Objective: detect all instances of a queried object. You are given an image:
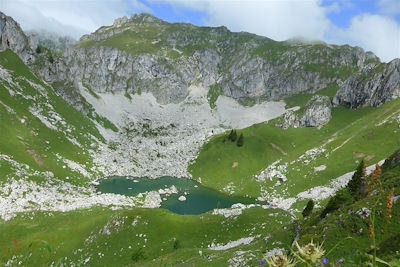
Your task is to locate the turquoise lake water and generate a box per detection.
[96,176,254,215]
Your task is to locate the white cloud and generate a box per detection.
[379,0,400,16]
[0,0,399,61]
[157,0,399,62]
[0,0,150,39]
[157,0,331,41]
[330,14,400,62]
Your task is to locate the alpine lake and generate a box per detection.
[97,176,254,215]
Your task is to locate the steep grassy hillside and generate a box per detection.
[0,50,104,185]
[2,150,399,267]
[190,98,400,201]
[296,149,400,266]
[0,207,293,266]
[0,11,398,267]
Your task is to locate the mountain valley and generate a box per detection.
[0,11,399,266]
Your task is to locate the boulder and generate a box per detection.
[300,95,332,127]
[281,95,332,129]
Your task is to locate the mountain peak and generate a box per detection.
[111,13,166,27]
[130,13,165,24]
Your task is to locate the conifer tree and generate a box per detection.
[49,53,54,64]
[230,130,237,142]
[320,189,352,218]
[228,129,234,141]
[347,159,366,197]
[236,133,244,147]
[36,45,42,54]
[302,199,314,217]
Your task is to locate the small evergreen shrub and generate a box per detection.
[302,199,315,217]
[228,129,237,142]
[320,189,353,218]
[173,239,180,250]
[36,45,43,54]
[131,248,146,262]
[347,160,366,198]
[236,133,244,147]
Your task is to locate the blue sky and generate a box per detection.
[323,0,400,26]
[141,0,207,26]
[147,0,400,29]
[1,0,399,61]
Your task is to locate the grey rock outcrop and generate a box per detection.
[41,40,378,105]
[333,59,400,108]
[281,110,300,129]
[80,14,166,43]
[301,95,332,127]
[221,45,376,102]
[382,149,400,170]
[38,13,382,105]
[37,47,220,104]
[0,11,35,63]
[2,11,398,110]
[281,95,332,129]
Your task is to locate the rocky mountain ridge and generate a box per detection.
[0,12,36,64]
[334,59,400,108]
[61,13,381,104]
[2,11,399,108]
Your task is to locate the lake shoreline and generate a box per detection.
[96,176,255,215]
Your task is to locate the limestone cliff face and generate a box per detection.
[37,47,220,104]
[0,12,35,64]
[220,47,373,101]
[41,42,377,104]
[334,59,400,108]
[37,14,383,104]
[1,11,399,109]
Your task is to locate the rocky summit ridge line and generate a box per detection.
[1,11,399,108]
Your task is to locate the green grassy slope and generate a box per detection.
[297,150,400,266]
[76,14,375,86]
[0,50,103,185]
[76,17,264,59]
[190,99,400,199]
[1,150,399,267]
[0,207,293,266]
